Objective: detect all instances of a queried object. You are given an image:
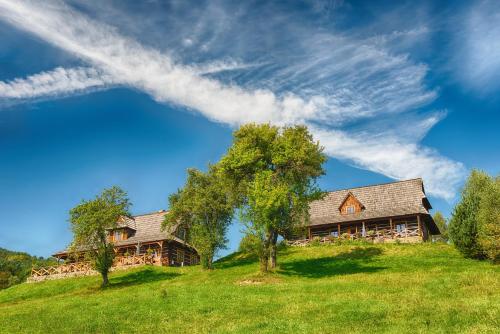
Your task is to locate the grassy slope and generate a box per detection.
[0,243,498,334]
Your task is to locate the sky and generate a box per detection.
[0,0,498,258]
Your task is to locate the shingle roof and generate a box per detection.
[113,211,186,247]
[111,215,136,230]
[309,178,432,226]
[53,210,190,256]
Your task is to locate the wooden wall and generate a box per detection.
[339,194,363,215]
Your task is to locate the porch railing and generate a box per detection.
[31,254,162,279]
[31,261,93,278]
[288,226,421,246]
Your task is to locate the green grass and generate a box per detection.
[0,243,498,333]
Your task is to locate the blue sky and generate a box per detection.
[0,0,498,258]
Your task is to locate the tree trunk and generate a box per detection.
[259,234,272,273]
[270,231,278,269]
[101,270,109,288]
[259,254,269,273]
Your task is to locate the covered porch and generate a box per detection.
[289,214,431,246]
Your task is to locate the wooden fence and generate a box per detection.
[31,261,93,278]
[288,226,422,246]
[30,254,163,281]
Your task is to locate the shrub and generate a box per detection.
[477,176,500,263]
[238,233,262,257]
[449,170,491,259]
[309,236,322,246]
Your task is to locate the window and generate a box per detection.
[396,224,406,233]
[176,227,186,240]
[330,231,339,237]
[346,206,355,214]
[114,230,121,241]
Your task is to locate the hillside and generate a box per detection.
[0,243,498,333]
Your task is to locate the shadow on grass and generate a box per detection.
[108,267,180,288]
[278,247,386,278]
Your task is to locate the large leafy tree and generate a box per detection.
[69,186,130,287]
[163,167,233,269]
[449,170,491,259]
[219,124,326,272]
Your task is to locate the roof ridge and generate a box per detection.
[133,210,168,218]
[324,178,423,194]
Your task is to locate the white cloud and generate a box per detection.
[0,66,113,99]
[455,0,500,93]
[0,0,466,200]
[312,126,465,200]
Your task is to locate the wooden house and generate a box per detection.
[31,211,199,281]
[290,178,440,244]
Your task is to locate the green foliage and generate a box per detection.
[0,248,56,289]
[218,123,326,271]
[449,170,491,259]
[433,211,449,242]
[0,244,498,333]
[477,176,500,263]
[69,186,131,286]
[238,233,264,258]
[164,167,233,269]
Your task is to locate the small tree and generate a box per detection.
[433,212,449,242]
[449,170,491,259]
[69,186,130,287]
[163,167,233,269]
[477,176,500,263]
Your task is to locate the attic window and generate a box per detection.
[114,230,122,241]
[346,206,355,214]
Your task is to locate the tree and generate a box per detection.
[477,176,500,263]
[433,212,448,242]
[219,124,326,272]
[69,186,130,287]
[449,170,491,259]
[163,167,233,269]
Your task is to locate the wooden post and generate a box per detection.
[389,218,393,239]
[362,221,366,237]
[337,223,341,237]
[308,227,312,240]
[417,214,422,241]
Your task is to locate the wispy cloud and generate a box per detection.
[0,0,466,200]
[453,0,500,93]
[0,66,113,99]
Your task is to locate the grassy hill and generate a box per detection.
[0,243,498,333]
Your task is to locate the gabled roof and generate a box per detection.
[53,210,191,256]
[338,192,364,212]
[109,215,136,230]
[309,178,433,227]
[113,210,184,247]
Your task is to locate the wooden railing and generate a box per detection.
[113,254,161,267]
[31,261,93,278]
[288,227,421,246]
[31,254,162,279]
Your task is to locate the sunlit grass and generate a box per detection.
[0,243,498,333]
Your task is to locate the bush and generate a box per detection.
[238,233,262,257]
[449,170,496,260]
[477,176,500,263]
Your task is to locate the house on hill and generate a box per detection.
[53,210,199,266]
[291,178,440,244]
[31,211,199,282]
